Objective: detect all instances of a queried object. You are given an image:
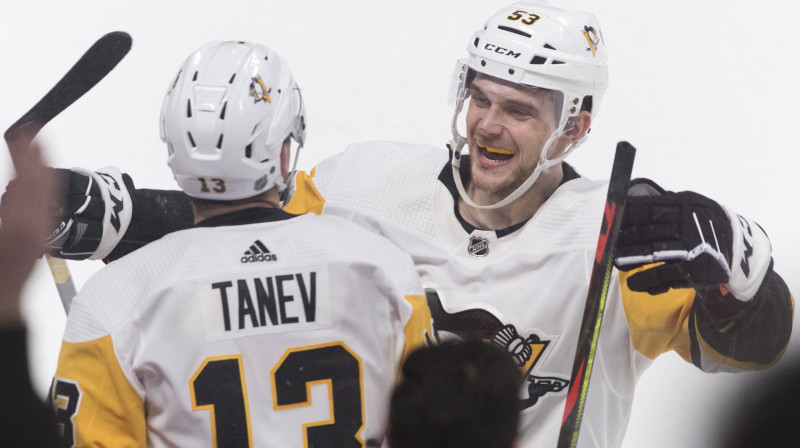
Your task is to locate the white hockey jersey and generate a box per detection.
[284,141,792,448]
[53,209,433,447]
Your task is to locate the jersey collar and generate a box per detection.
[437,156,581,237]
[194,207,298,228]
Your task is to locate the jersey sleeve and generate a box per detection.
[284,147,348,216]
[52,333,146,446]
[371,234,436,373]
[620,262,794,372]
[284,168,326,216]
[390,257,435,369]
[401,292,435,362]
[105,184,194,262]
[52,268,148,448]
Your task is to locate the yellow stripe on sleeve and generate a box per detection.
[53,335,146,447]
[284,169,326,215]
[401,294,435,363]
[619,266,696,362]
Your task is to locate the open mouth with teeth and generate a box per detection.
[477,143,515,162]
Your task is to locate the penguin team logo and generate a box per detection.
[425,290,570,410]
[249,75,272,103]
[468,235,489,258]
[492,324,569,409]
[582,25,602,57]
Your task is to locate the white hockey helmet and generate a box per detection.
[449,1,609,209]
[161,41,306,200]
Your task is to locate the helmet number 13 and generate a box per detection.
[507,10,540,26]
[198,177,227,194]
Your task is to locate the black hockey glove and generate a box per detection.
[47,169,104,259]
[614,178,771,301]
[1,166,132,261]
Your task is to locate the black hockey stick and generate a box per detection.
[557,141,636,448]
[5,31,132,312]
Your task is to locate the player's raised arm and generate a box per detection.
[1,167,194,263]
[614,178,793,371]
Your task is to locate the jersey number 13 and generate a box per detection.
[190,342,365,448]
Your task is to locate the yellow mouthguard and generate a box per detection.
[484,146,514,155]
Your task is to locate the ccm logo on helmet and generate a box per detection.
[483,43,521,58]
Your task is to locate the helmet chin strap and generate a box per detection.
[447,80,584,211]
[279,142,303,207]
[448,119,579,211]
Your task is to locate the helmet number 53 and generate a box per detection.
[507,10,540,26]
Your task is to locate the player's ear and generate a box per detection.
[563,110,592,143]
[280,138,291,178]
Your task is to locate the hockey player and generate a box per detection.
[47,41,433,447]
[7,2,793,447]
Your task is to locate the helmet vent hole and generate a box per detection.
[187,132,196,148]
[219,102,227,120]
[544,43,556,50]
[480,60,487,67]
[552,60,565,65]
[229,74,236,84]
[531,56,548,65]
[473,37,479,48]
[508,68,515,75]
[245,144,253,158]
[216,134,224,149]
[497,26,531,38]
[192,71,198,81]
[186,99,192,117]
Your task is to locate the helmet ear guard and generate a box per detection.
[447,1,608,210]
[161,41,306,201]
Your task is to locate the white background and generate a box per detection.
[1,1,798,446]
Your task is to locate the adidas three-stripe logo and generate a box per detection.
[241,239,278,263]
[245,240,269,256]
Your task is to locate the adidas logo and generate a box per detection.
[241,240,278,263]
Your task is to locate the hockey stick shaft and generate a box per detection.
[556,141,636,448]
[5,32,132,151]
[5,31,132,312]
[44,257,77,311]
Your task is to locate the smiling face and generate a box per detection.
[464,74,562,202]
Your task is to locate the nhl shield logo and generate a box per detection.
[467,236,489,258]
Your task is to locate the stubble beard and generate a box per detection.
[467,148,533,202]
